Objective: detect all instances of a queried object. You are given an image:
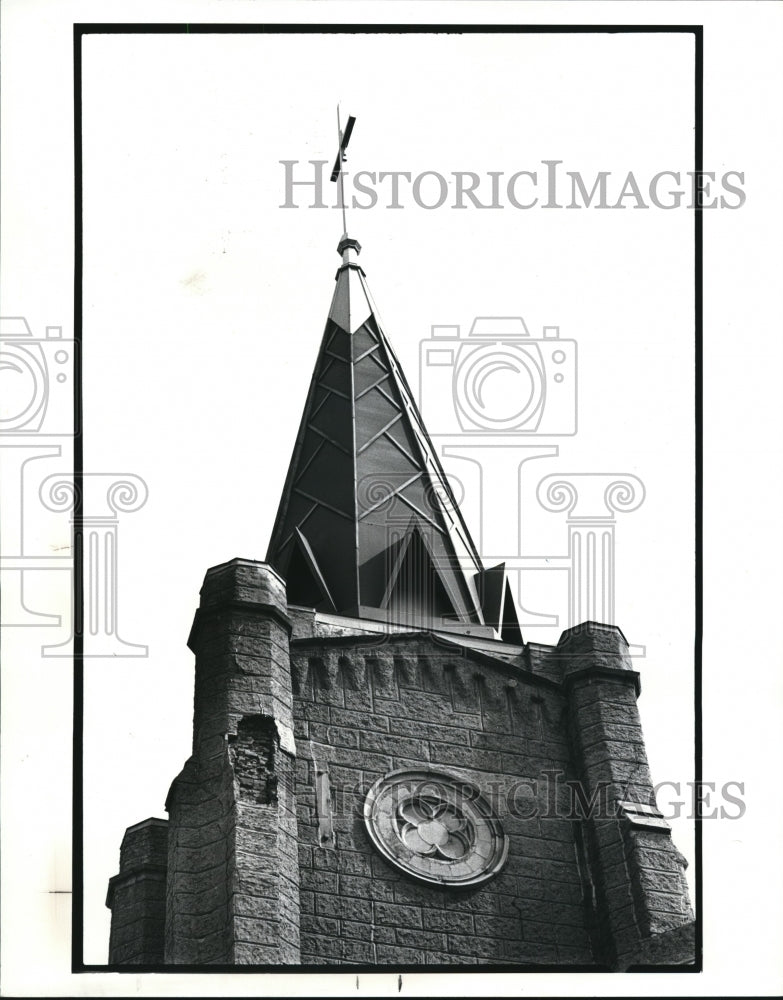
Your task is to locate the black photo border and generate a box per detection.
[72,21,703,977]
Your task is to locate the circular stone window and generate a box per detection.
[363,769,509,887]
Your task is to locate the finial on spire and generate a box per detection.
[337,235,361,267]
[331,106,356,242]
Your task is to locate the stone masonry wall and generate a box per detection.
[559,623,694,968]
[291,634,597,966]
[164,754,236,963]
[164,560,301,964]
[107,818,168,964]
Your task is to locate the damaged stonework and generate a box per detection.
[229,715,280,805]
[161,561,300,965]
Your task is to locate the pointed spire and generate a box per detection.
[267,240,522,642]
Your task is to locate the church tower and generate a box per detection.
[107,123,695,969]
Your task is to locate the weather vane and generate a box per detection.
[331,105,356,238]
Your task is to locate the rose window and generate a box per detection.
[396,796,471,860]
[364,769,508,887]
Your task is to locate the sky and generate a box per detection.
[76,29,696,962]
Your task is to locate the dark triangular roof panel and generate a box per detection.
[267,238,520,642]
[380,526,458,621]
[477,563,506,625]
[285,528,337,612]
[501,578,524,644]
[475,562,524,645]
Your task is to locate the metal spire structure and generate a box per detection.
[266,117,522,641]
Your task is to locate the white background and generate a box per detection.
[1,1,782,997]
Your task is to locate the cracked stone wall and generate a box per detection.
[163,560,300,964]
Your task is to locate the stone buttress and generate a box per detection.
[163,559,299,964]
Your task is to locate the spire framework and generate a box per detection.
[267,240,521,640]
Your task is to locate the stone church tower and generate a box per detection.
[106,234,695,970]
